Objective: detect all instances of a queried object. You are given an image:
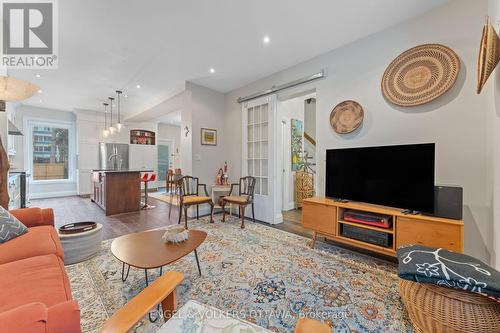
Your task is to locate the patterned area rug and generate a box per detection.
[66,216,413,333]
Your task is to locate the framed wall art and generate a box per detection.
[201,128,217,145]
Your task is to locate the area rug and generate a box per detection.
[66,216,413,333]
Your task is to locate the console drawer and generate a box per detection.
[302,202,336,236]
[396,217,463,252]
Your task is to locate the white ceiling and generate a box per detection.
[11,0,448,117]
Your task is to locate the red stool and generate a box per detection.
[141,172,156,209]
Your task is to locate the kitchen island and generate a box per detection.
[91,169,152,216]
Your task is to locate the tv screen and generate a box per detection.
[325,143,435,212]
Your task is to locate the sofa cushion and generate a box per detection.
[0,226,64,265]
[0,206,27,244]
[0,254,73,313]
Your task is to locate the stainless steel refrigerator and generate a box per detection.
[98,143,129,170]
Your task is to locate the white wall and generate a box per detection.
[187,82,226,186]
[487,0,500,269]
[225,0,492,263]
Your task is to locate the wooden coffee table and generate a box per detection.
[111,229,207,284]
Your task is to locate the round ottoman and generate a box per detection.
[58,223,103,265]
[399,279,500,333]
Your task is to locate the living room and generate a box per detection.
[1,0,500,332]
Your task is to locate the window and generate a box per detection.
[28,122,73,181]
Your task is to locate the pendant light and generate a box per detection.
[116,90,123,131]
[0,76,39,101]
[103,102,110,138]
[108,97,116,134]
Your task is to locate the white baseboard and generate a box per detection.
[30,191,78,199]
[283,201,295,211]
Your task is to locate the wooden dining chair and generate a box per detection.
[175,176,214,228]
[221,176,256,228]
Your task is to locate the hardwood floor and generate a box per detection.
[30,195,312,240]
[31,196,179,240]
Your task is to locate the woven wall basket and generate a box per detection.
[381,44,460,107]
[477,17,500,94]
[330,100,364,134]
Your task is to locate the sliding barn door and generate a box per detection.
[242,96,278,224]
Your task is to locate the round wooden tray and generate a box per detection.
[59,221,97,234]
[382,44,460,106]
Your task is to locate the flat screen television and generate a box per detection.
[325,143,435,213]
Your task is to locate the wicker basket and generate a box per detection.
[399,279,500,333]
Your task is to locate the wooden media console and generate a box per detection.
[302,197,464,257]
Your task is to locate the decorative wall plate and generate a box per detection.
[330,100,364,134]
[477,17,500,94]
[381,44,460,106]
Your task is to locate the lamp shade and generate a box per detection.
[0,76,39,101]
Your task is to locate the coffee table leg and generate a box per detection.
[194,249,202,276]
[121,263,131,282]
[144,269,161,322]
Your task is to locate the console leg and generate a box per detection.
[310,232,317,249]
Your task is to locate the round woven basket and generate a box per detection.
[399,279,500,333]
[477,17,500,94]
[381,44,460,106]
[329,100,364,134]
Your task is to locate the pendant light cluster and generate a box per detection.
[102,90,124,138]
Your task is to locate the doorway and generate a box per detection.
[277,93,317,227]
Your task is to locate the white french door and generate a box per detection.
[242,95,279,224]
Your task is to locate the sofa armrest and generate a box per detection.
[47,300,81,333]
[10,208,55,228]
[0,302,48,333]
[100,271,184,333]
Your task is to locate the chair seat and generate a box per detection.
[222,195,249,204]
[183,196,212,205]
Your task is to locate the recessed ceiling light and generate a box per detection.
[136,84,141,89]
[209,68,215,74]
[38,89,43,93]
[35,74,41,78]
[263,36,270,44]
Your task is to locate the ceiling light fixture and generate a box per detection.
[38,89,43,93]
[115,90,123,132]
[263,36,270,44]
[108,97,116,134]
[209,68,215,74]
[136,84,141,89]
[103,102,109,138]
[0,76,39,101]
[35,74,41,78]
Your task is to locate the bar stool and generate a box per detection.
[141,172,156,209]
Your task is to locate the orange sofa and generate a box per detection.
[0,208,81,333]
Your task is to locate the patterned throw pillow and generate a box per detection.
[0,206,28,243]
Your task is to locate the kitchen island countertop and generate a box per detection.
[91,169,154,173]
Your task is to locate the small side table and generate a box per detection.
[58,223,103,265]
[211,185,232,216]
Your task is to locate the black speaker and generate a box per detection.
[425,185,463,220]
